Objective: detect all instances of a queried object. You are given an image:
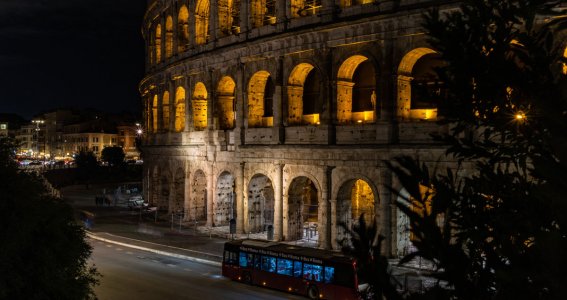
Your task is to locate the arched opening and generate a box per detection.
[248,71,274,128]
[562,46,567,75]
[247,174,275,233]
[192,82,208,131]
[397,48,444,120]
[173,168,185,213]
[339,0,374,8]
[148,27,155,65]
[162,91,170,131]
[291,0,321,18]
[191,170,207,223]
[152,95,158,133]
[336,179,376,243]
[217,76,236,130]
[251,0,276,28]
[178,6,190,52]
[337,55,376,124]
[195,0,210,45]
[175,87,186,132]
[218,0,241,36]
[159,175,170,211]
[214,172,235,226]
[165,16,173,58]
[287,63,322,125]
[287,177,319,244]
[155,24,162,62]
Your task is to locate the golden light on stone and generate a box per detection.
[351,179,374,224]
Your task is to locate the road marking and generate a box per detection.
[166,264,176,268]
[106,244,113,248]
[183,268,192,272]
[202,272,210,276]
[126,251,133,255]
[116,248,123,251]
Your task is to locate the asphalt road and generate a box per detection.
[90,239,303,300]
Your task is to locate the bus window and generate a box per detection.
[293,261,302,277]
[239,252,254,268]
[303,263,323,282]
[224,250,238,265]
[262,256,276,273]
[324,266,335,283]
[276,258,293,276]
[254,254,261,269]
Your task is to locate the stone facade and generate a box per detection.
[140,0,463,256]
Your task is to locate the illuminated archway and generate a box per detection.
[251,0,276,28]
[287,177,319,243]
[248,174,274,233]
[214,172,235,226]
[336,179,376,243]
[291,0,321,17]
[217,76,236,129]
[192,82,208,131]
[191,170,207,223]
[178,5,190,52]
[155,24,162,62]
[165,16,173,58]
[563,46,567,75]
[195,0,210,45]
[397,48,443,120]
[162,91,170,131]
[218,0,240,36]
[337,55,376,124]
[248,71,274,128]
[175,87,186,132]
[152,95,159,132]
[287,63,322,125]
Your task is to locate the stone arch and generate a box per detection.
[217,76,236,130]
[335,178,376,244]
[192,82,208,130]
[214,171,236,226]
[175,86,186,132]
[287,62,323,125]
[152,95,159,133]
[247,174,275,233]
[397,47,443,120]
[287,176,319,242]
[396,188,411,257]
[162,91,170,131]
[178,5,190,52]
[563,46,567,75]
[165,15,173,58]
[191,169,207,223]
[218,0,240,36]
[195,0,210,45]
[155,23,162,62]
[173,167,185,213]
[251,0,276,28]
[248,71,274,128]
[337,55,377,124]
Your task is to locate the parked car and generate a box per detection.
[127,196,148,210]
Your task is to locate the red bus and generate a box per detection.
[222,239,360,300]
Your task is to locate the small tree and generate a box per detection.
[386,0,567,299]
[101,146,125,168]
[74,150,98,188]
[0,138,100,299]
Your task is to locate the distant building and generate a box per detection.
[0,123,7,137]
[117,124,140,159]
[15,124,35,155]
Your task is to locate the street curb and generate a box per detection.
[87,232,222,267]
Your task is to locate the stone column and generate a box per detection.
[206,163,214,227]
[168,80,176,133]
[209,0,218,42]
[169,172,176,214]
[319,165,334,249]
[172,5,179,56]
[397,75,412,120]
[184,163,192,221]
[273,163,284,240]
[379,168,393,257]
[236,162,245,233]
[240,0,249,39]
[330,199,338,249]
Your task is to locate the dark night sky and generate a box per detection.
[0,0,147,120]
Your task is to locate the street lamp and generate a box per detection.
[32,120,44,160]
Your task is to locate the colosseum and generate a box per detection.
[139,0,462,257]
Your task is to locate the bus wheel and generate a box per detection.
[307,285,319,299]
[242,272,252,284]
